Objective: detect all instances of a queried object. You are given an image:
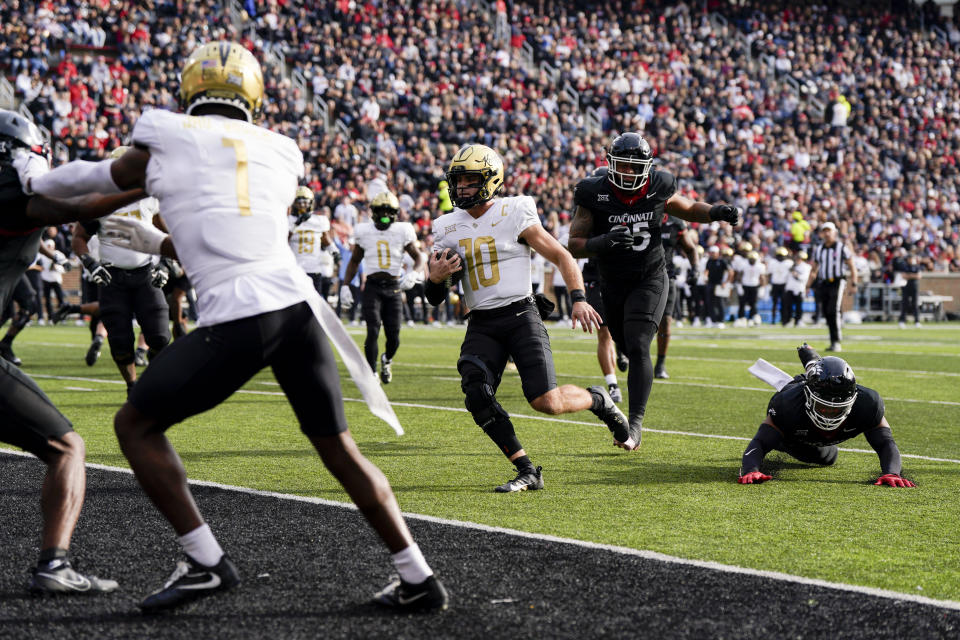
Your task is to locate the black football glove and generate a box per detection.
[81,254,112,286]
[585,225,634,254]
[686,269,699,288]
[150,264,169,289]
[709,204,741,226]
[797,343,821,369]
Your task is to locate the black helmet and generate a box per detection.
[803,356,858,431]
[606,132,653,191]
[0,109,48,164]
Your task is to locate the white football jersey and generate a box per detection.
[353,221,416,278]
[431,195,540,311]
[98,196,160,269]
[767,257,793,285]
[288,213,333,276]
[132,109,308,326]
[740,261,766,287]
[786,261,812,294]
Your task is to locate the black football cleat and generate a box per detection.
[29,558,119,595]
[588,386,632,447]
[0,342,21,367]
[52,304,80,325]
[616,352,629,372]
[134,347,148,367]
[654,365,669,379]
[374,575,449,612]
[607,383,622,403]
[85,336,103,367]
[494,466,543,493]
[380,353,392,384]
[140,554,239,613]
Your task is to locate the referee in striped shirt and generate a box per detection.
[806,221,858,352]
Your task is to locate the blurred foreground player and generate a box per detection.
[2,107,138,594]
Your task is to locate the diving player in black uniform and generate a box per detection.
[567,132,740,449]
[738,344,915,487]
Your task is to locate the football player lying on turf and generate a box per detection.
[738,344,915,488]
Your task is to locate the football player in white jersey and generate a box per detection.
[69,146,170,395]
[27,42,447,613]
[424,144,629,493]
[766,246,793,325]
[342,190,421,384]
[288,186,339,300]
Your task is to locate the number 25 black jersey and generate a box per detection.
[574,169,678,280]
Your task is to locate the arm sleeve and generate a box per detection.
[740,423,783,475]
[864,427,902,476]
[424,277,449,306]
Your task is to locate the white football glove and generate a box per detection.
[11,149,50,194]
[400,270,423,291]
[99,216,167,255]
[52,250,68,266]
[339,286,354,308]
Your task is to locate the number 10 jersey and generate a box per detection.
[431,195,540,311]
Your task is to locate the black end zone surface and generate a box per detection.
[1,454,956,639]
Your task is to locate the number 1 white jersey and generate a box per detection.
[431,195,540,311]
[132,109,310,326]
[353,221,416,278]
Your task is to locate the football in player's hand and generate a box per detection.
[435,248,464,285]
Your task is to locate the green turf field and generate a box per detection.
[13,321,960,602]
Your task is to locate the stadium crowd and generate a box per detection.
[2,0,959,323]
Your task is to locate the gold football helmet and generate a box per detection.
[775,246,790,258]
[179,42,264,122]
[292,186,314,224]
[445,144,504,209]
[109,145,130,160]
[371,190,400,230]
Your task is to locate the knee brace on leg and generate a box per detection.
[458,355,509,431]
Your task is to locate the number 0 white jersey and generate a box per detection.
[98,196,160,269]
[431,195,540,311]
[132,109,309,326]
[288,214,333,276]
[353,221,416,278]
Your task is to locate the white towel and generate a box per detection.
[748,358,794,391]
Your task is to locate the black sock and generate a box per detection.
[589,388,604,413]
[92,335,104,345]
[656,355,665,369]
[512,455,535,474]
[38,547,68,566]
[0,335,12,346]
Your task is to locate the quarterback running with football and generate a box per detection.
[425,144,629,493]
[567,132,741,449]
[2,107,142,595]
[342,190,421,384]
[25,43,447,612]
[738,344,915,488]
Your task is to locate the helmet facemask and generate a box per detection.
[803,385,858,431]
[292,198,313,225]
[606,152,653,191]
[446,169,500,209]
[372,205,398,231]
[803,357,858,431]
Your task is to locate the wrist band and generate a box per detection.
[570,288,586,303]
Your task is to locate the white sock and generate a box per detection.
[178,523,224,567]
[604,373,618,386]
[392,543,432,584]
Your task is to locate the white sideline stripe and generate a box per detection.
[1,447,957,612]
[26,374,960,465]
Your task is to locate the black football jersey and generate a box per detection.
[0,164,42,309]
[574,169,678,280]
[660,215,688,278]
[766,379,885,447]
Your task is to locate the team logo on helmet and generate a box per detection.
[445,144,504,210]
[179,42,264,122]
